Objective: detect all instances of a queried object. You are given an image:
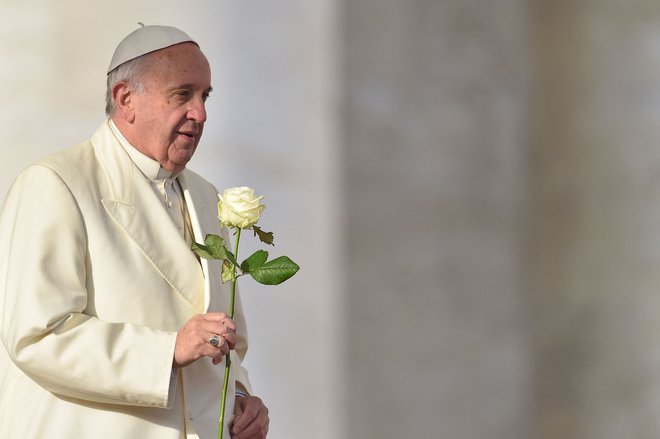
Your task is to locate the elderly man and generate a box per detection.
[0,25,269,438]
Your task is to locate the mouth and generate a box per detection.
[177,131,197,141]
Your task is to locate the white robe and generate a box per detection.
[0,120,251,439]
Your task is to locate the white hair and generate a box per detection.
[104,55,151,116]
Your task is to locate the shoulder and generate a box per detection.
[3,126,109,213]
[19,122,118,192]
[37,142,96,178]
[1,160,85,230]
[30,121,119,185]
[9,140,95,192]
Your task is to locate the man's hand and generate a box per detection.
[173,313,237,368]
[231,395,269,438]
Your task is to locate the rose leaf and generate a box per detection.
[248,255,300,285]
[192,234,238,267]
[253,226,275,246]
[240,250,269,273]
[192,234,225,259]
[221,260,236,283]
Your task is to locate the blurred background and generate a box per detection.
[3,0,660,438]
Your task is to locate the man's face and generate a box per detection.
[129,42,212,173]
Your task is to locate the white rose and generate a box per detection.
[218,187,265,228]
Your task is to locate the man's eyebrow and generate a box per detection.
[171,84,213,93]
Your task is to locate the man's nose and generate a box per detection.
[188,98,207,123]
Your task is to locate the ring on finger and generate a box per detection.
[209,334,223,347]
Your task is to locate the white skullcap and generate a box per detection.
[107,23,197,74]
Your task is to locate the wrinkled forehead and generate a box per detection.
[140,43,212,88]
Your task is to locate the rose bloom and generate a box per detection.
[218,187,265,228]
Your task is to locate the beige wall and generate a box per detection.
[341,0,660,437]
[530,1,660,438]
[341,1,532,438]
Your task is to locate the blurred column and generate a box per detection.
[529,1,660,438]
[341,1,532,438]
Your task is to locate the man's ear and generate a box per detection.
[112,81,136,123]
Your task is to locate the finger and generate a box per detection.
[234,423,266,439]
[220,339,230,355]
[220,319,236,334]
[205,317,236,331]
[210,339,230,365]
[207,333,222,348]
[203,320,236,339]
[207,327,236,346]
[223,330,237,349]
[205,311,228,321]
[208,334,231,352]
[206,329,235,351]
[233,412,268,439]
[212,352,226,365]
[204,312,236,330]
[232,398,267,436]
[221,318,237,331]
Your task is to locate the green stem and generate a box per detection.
[218,356,231,438]
[229,227,241,319]
[218,227,242,439]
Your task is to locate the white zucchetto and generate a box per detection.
[107,23,197,74]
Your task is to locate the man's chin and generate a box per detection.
[168,144,197,167]
[160,156,190,174]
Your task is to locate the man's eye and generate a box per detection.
[174,90,191,99]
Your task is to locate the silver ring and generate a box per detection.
[209,334,221,347]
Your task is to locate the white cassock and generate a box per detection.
[0,120,251,439]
